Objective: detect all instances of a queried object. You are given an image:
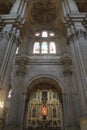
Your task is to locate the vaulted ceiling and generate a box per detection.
[76,0,87,12]
[0,0,15,14]
[0,0,87,14]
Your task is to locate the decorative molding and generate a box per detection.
[67,30,87,42]
[76,30,87,39]
[0,30,23,46]
[15,54,30,76]
[0,14,25,30]
[0,15,25,45]
[0,31,10,40]
[63,13,87,40]
[61,53,72,76]
[31,0,57,25]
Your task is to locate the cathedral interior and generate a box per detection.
[0,0,87,130]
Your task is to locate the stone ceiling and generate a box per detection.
[0,0,87,14]
[0,0,15,14]
[76,0,87,12]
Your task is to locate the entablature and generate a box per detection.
[0,14,25,30]
[63,13,87,38]
[63,13,87,27]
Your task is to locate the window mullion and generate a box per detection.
[48,41,50,54]
[40,42,42,54]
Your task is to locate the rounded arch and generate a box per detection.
[25,75,64,94]
[23,76,64,129]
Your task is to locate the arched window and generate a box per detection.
[41,41,48,54]
[33,31,56,54]
[42,31,48,37]
[50,42,56,54]
[33,42,40,54]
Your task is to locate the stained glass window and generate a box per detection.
[33,42,40,54]
[33,31,56,54]
[50,42,56,54]
[41,42,48,54]
[42,31,48,37]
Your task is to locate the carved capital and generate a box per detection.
[0,15,25,43]
[61,53,72,64]
[76,29,87,39]
[15,54,30,76]
[63,13,87,39]
[61,53,72,76]
[13,15,25,29]
[0,31,11,40]
[68,29,87,41]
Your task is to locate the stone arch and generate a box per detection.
[23,76,65,129]
[25,75,65,94]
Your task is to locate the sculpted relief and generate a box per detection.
[31,0,57,25]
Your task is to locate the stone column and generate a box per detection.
[61,54,80,130]
[67,0,79,13]
[10,0,22,13]
[10,0,27,16]
[62,92,80,130]
[4,54,29,130]
[69,34,87,130]
[63,12,87,129]
[62,0,70,15]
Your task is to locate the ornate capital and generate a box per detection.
[15,54,30,76]
[13,15,25,29]
[63,13,87,39]
[61,53,72,76]
[0,15,25,45]
[0,31,11,40]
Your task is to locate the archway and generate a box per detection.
[24,77,64,130]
